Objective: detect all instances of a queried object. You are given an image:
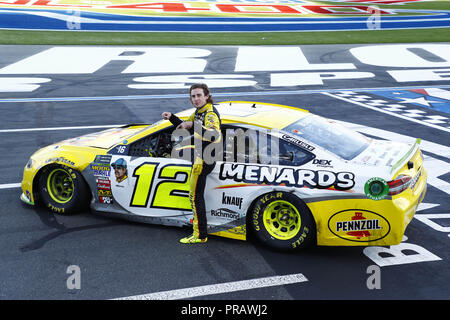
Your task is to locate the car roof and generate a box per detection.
[175,101,309,129]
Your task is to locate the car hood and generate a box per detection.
[56,125,147,149]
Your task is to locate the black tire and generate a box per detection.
[37,164,90,214]
[249,191,316,251]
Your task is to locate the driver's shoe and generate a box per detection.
[180,234,208,244]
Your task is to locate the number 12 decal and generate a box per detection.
[130,162,191,210]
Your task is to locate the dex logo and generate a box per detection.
[313,159,332,166]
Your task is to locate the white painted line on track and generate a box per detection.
[0,183,21,189]
[2,85,450,103]
[114,273,308,300]
[324,92,450,134]
[0,124,122,133]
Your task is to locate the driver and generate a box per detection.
[111,158,128,183]
[161,83,221,244]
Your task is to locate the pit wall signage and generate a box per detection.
[328,209,391,242]
[0,0,395,15]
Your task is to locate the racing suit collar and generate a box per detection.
[196,103,212,114]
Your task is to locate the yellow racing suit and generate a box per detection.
[169,103,221,239]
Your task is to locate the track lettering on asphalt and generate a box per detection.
[1,44,450,94]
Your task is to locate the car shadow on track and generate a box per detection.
[19,205,121,252]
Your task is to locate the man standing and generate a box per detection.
[162,83,221,244]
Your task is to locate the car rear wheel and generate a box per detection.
[37,164,90,214]
[249,192,316,251]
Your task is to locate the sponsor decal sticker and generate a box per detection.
[99,196,113,204]
[97,178,111,188]
[328,209,390,242]
[98,188,112,197]
[312,159,332,167]
[211,208,240,220]
[221,192,243,209]
[90,164,111,177]
[410,168,422,190]
[94,154,112,164]
[219,163,355,191]
[280,134,315,152]
[364,177,389,200]
[97,177,113,204]
[45,157,75,167]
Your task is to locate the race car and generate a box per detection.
[20,101,427,250]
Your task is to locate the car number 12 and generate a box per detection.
[129,162,192,210]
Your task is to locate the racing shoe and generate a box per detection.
[180,234,207,244]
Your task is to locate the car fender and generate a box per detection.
[22,145,102,204]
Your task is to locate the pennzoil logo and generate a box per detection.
[328,209,390,242]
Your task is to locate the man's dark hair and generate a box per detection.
[190,83,213,104]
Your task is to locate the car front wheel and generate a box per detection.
[37,164,90,214]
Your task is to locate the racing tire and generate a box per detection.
[37,164,90,215]
[249,192,316,251]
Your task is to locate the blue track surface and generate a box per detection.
[0,7,449,32]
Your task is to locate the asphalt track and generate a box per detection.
[0,44,449,302]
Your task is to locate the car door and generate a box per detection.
[203,124,266,235]
[109,127,193,218]
[205,125,317,221]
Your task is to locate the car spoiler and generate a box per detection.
[390,138,421,176]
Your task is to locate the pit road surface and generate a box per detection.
[0,44,449,300]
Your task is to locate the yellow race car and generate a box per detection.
[20,101,427,250]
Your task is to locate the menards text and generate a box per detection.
[219,163,355,190]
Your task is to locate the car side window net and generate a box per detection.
[128,130,173,158]
[277,139,315,166]
[221,126,314,166]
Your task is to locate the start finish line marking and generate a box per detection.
[0,124,121,133]
[2,85,450,104]
[324,92,450,134]
[114,273,308,300]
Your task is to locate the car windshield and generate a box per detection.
[283,114,370,160]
